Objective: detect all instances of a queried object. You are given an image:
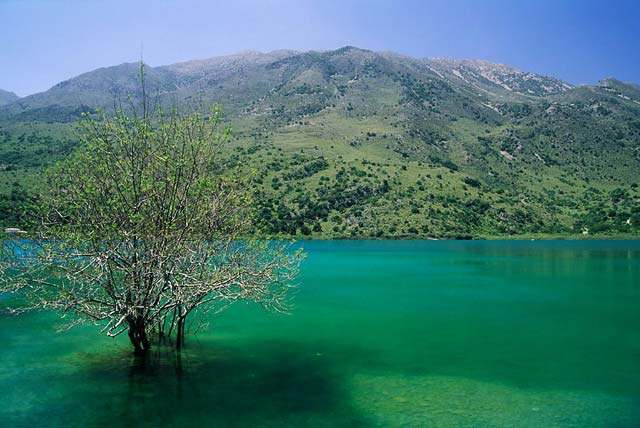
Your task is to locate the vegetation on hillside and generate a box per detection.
[1,48,639,239]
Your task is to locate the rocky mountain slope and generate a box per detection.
[1,47,639,238]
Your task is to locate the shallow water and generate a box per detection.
[1,240,639,427]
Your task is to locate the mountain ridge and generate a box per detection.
[6,47,639,112]
[0,47,583,113]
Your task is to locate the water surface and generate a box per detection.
[1,240,639,427]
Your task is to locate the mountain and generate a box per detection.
[1,47,639,238]
[0,50,300,121]
[0,89,19,106]
[0,47,578,121]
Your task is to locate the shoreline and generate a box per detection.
[257,234,640,241]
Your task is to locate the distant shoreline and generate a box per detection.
[6,230,639,241]
[258,234,640,241]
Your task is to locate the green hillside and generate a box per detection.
[1,47,639,238]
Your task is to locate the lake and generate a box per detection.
[1,240,639,427]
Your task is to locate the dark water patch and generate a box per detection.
[2,339,374,428]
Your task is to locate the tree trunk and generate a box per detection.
[176,316,185,350]
[128,319,151,354]
[157,317,165,337]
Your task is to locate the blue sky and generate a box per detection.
[2,0,639,96]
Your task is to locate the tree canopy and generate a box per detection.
[0,81,303,353]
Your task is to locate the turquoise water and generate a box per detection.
[1,240,639,427]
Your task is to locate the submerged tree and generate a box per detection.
[0,75,303,353]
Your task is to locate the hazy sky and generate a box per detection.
[2,0,640,96]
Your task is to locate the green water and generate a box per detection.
[1,240,640,427]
